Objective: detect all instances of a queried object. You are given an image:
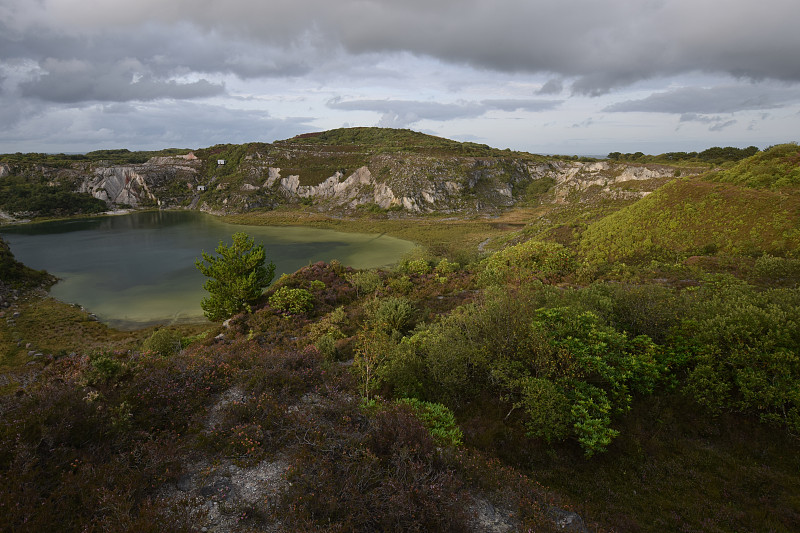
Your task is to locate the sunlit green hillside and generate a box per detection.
[579,177,800,264]
[708,142,800,189]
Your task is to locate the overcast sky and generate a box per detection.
[1,0,799,155]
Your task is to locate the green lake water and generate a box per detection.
[0,211,416,329]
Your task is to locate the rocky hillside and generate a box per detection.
[0,128,701,218]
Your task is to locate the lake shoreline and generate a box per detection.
[0,211,418,330]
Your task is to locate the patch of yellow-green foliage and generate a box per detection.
[707,143,800,190]
[479,239,575,286]
[578,178,800,264]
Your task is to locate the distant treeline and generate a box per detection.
[608,146,760,165]
[0,148,192,167]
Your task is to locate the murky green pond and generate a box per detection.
[1,211,416,329]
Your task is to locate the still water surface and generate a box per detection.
[1,211,416,329]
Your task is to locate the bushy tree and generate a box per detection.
[195,232,275,321]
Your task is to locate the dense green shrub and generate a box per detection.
[386,274,414,294]
[397,398,463,447]
[345,269,382,296]
[435,258,460,275]
[401,258,433,276]
[677,277,800,432]
[307,306,347,359]
[85,351,131,385]
[269,286,314,315]
[141,329,182,356]
[364,296,416,337]
[510,307,661,455]
[576,282,685,343]
[479,239,575,286]
[307,306,347,340]
[367,286,662,455]
[751,254,800,286]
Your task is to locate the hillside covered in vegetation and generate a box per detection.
[1,135,800,532]
[0,127,713,218]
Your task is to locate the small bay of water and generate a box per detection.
[1,211,416,329]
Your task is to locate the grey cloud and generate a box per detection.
[328,99,486,121]
[327,98,560,127]
[0,100,314,152]
[537,78,564,95]
[0,22,312,103]
[572,118,595,129]
[21,66,224,103]
[678,113,738,132]
[710,120,737,132]
[328,98,484,128]
[482,99,561,112]
[679,113,722,124]
[5,1,800,96]
[605,85,800,114]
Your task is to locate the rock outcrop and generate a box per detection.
[1,140,699,214]
[78,156,203,207]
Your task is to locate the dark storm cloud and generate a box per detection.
[5,0,800,97]
[605,85,800,114]
[327,98,560,127]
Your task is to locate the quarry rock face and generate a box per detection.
[77,156,203,207]
[80,167,155,206]
[9,147,695,213]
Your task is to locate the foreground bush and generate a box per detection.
[269,286,314,315]
[678,277,800,432]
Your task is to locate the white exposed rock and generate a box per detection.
[240,183,260,191]
[0,163,10,179]
[496,185,513,198]
[80,167,157,206]
[374,182,397,208]
[421,190,437,204]
[279,175,301,195]
[264,167,282,188]
[445,181,463,194]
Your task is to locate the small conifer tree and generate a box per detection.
[195,232,275,321]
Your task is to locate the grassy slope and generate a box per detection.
[578,177,800,263]
[575,144,800,264]
[708,143,800,189]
